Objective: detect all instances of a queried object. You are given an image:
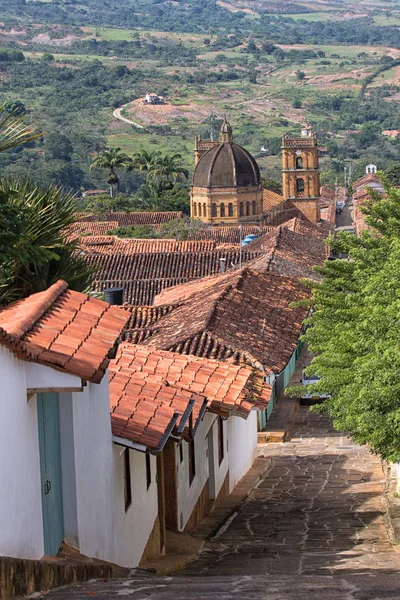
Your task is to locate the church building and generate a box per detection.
[281,132,321,224]
[190,119,264,224]
[190,120,321,226]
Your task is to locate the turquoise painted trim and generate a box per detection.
[37,392,64,556]
[258,340,302,429]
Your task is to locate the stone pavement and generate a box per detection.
[183,408,400,576]
[41,407,400,599]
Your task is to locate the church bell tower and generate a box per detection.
[281,132,320,224]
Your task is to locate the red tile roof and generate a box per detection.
[263,189,285,213]
[109,344,269,450]
[148,268,309,375]
[0,281,130,383]
[245,225,327,280]
[80,238,217,255]
[284,216,332,238]
[352,173,381,191]
[70,222,119,237]
[192,225,272,244]
[87,249,260,305]
[78,211,183,226]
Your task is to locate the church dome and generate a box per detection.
[192,120,260,189]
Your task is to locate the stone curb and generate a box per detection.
[383,462,400,546]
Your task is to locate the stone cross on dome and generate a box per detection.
[220,115,233,144]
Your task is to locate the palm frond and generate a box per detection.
[0,105,43,154]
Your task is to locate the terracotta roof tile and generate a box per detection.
[79,238,218,255]
[108,343,268,450]
[262,189,285,213]
[0,281,130,383]
[146,268,309,375]
[78,211,183,226]
[87,249,259,305]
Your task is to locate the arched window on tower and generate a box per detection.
[296,178,305,195]
[246,201,250,216]
[193,203,197,217]
[211,203,217,217]
[228,203,233,217]
[296,156,303,169]
[203,203,206,217]
[252,200,256,215]
[198,203,202,217]
[239,202,244,217]
[220,203,225,218]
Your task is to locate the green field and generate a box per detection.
[264,11,340,21]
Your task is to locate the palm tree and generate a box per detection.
[89,147,133,197]
[147,153,189,189]
[0,105,93,304]
[0,178,94,304]
[0,103,43,153]
[131,150,161,173]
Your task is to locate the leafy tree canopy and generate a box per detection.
[296,182,400,461]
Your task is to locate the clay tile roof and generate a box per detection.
[192,225,272,244]
[0,280,130,383]
[80,238,217,255]
[87,249,260,305]
[147,268,309,375]
[283,216,332,238]
[69,221,119,237]
[245,225,327,280]
[262,188,285,213]
[108,344,268,450]
[77,211,183,226]
[352,173,381,190]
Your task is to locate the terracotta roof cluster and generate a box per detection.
[284,216,333,238]
[0,281,129,383]
[70,221,119,237]
[109,344,268,451]
[140,267,309,375]
[192,225,272,244]
[382,130,400,137]
[245,225,327,280]
[78,211,183,225]
[262,188,285,213]
[352,173,385,236]
[79,237,217,255]
[352,173,382,191]
[87,249,259,305]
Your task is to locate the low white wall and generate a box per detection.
[0,346,44,559]
[227,411,258,493]
[112,446,158,567]
[176,412,229,531]
[70,378,158,567]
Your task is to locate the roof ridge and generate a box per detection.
[0,280,68,341]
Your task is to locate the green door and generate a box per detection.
[37,392,64,556]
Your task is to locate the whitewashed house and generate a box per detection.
[0,280,160,568]
[0,280,266,567]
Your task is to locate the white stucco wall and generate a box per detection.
[176,412,229,531]
[227,410,258,493]
[0,346,44,559]
[112,446,158,567]
[69,378,158,567]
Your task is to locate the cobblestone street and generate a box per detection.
[44,407,400,599]
[183,408,400,577]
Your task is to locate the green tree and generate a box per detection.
[159,218,206,241]
[0,179,93,304]
[131,150,161,173]
[89,147,133,197]
[294,182,400,460]
[147,153,189,189]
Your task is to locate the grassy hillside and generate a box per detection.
[0,0,399,192]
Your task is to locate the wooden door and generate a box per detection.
[37,392,64,556]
